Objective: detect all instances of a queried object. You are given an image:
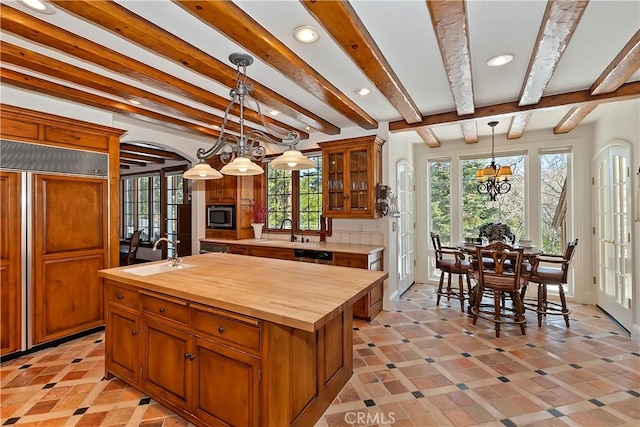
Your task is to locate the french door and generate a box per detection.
[397,161,415,295]
[593,144,633,331]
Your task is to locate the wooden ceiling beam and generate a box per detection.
[507,113,532,139]
[120,152,165,164]
[0,68,221,139]
[49,0,339,135]
[0,5,306,140]
[389,81,640,133]
[120,144,184,161]
[0,42,263,138]
[427,0,475,116]
[120,158,147,167]
[461,122,478,144]
[591,30,640,95]
[554,104,598,134]
[300,0,420,124]
[518,1,588,106]
[553,31,640,134]
[415,128,441,148]
[177,0,377,130]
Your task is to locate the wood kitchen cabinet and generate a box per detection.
[0,171,21,356]
[205,157,236,204]
[204,155,263,241]
[334,251,384,321]
[105,306,140,385]
[319,135,384,219]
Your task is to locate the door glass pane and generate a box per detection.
[166,173,183,258]
[428,161,451,279]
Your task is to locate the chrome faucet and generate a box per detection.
[280,219,297,242]
[153,237,181,266]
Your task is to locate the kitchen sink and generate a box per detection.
[123,262,194,276]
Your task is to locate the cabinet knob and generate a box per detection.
[159,307,166,313]
[117,294,124,300]
[131,330,137,336]
[184,352,196,361]
[218,326,225,333]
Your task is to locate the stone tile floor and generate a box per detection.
[1,282,639,426]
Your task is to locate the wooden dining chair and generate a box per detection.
[430,232,472,312]
[523,239,578,327]
[120,229,142,266]
[471,242,526,337]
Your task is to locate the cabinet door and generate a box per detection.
[32,174,107,345]
[193,337,260,427]
[325,150,345,214]
[348,147,371,214]
[0,171,21,356]
[106,306,140,385]
[142,318,193,408]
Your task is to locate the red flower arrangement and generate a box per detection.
[251,201,268,224]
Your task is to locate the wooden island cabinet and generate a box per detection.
[100,253,387,427]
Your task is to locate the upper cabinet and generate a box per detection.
[205,157,236,204]
[319,136,384,219]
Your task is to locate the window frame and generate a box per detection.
[264,151,330,235]
[120,165,189,246]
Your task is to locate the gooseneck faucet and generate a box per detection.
[153,237,181,266]
[280,219,297,242]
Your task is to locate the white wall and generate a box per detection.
[592,100,640,343]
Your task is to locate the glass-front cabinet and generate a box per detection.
[319,135,384,219]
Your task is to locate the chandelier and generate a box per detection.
[183,53,315,180]
[475,121,512,201]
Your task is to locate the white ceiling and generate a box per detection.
[1,0,639,145]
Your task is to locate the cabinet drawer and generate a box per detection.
[248,246,293,260]
[141,292,189,324]
[106,282,140,310]
[333,253,368,269]
[191,305,261,351]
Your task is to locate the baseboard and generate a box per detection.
[0,325,105,363]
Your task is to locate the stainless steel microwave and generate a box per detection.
[206,205,235,229]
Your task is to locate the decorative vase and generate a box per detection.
[252,223,264,239]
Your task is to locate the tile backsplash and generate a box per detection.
[261,230,384,246]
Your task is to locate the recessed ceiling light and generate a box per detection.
[268,109,280,116]
[355,87,372,96]
[486,54,514,67]
[305,126,311,131]
[17,0,56,14]
[128,99,141,105]
[293,25,319,44]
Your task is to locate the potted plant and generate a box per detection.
[251,201,268,239]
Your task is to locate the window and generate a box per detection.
[462,154,525,240]
[166,172,184,258]
[266,154,323,232]
[429,161,451,245]
[122,174,161,242]
[121,169,186,246]
[539,151,568,254]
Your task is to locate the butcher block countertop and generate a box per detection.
[98,253,388,332]
[200,237,384,255]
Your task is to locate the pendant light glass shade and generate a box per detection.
[270,149,316,170]
[219,156,264,176]
[183,161,223,180]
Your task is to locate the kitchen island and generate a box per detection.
[98,253,388,427]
